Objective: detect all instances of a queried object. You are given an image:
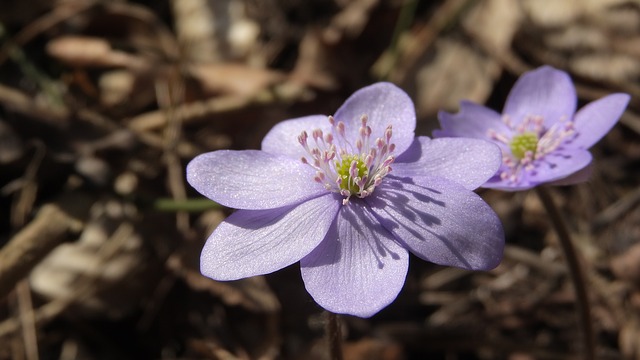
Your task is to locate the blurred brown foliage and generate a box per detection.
[1,0,640,359]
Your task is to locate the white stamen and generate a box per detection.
[298,114,396,204]
[490,113,577,184]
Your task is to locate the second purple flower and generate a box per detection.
[435,65,630,191]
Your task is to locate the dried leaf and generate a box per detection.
[46,36,149,71]
[463,0,523,53]
[521,0,628,28]
[0,120,23,163]
[570,53,640,83]
[611,242,640,284]
[619,319,640,359]
[29,200,161,319]
[414,39,501,116]
[189,63,285,97]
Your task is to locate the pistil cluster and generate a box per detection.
[487,114,576,183]
[298,114,396,205]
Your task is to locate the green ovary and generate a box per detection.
[335,155,368,193]
[509,132,539,160]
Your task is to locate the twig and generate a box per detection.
[371,0,418,80]
[17,280,39,360]
[0,221,134,339]
[155,69,190,233]
[593,185,640,229]
[11,141,46,229]
[535,186,595,360]
[0,1,97,67]
[386,0,474,84]
[326,312,343,360]
[127,87,296,132]
[0,204,83,299]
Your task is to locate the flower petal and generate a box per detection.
[300,201,409,318]
[482,149,593,190]
[261,115,330,158]
[434,100,508,139]
[526,149,593,185]
[187,150,326,209]
[201,194,339,281]
[503,66,576,128]
[569,93,630,149]
[334,82,416,154]
[547,163,593,186]
[366,176,504,270]
[394,137,502,190]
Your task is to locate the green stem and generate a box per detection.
[152,198,220,212]
[326,312,343,360]
[374,0,418,80]
[535,186,595,360]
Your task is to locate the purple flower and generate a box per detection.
[435,66,630,191]
[187,83,505,317]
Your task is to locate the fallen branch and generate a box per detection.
[0,204,84,299]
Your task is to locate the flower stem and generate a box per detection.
[535,186,595,360]
[152,198,220,212]
[326,312,343,360]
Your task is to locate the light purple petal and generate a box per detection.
[367,176,504,270]
[481,172,538,191]
[482,149,593,191]
[334,82,416,154]
[187,150,326,209]
[526,149,593,185]
[394,137,502,190]
[201,194,339,281]
[261,115,330,158]
[503,66,576,128]
[434,100,508,139]
[300,201,409,318]
[569,93,630,149]
[547,163,593,186]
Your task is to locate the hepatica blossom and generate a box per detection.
[187,83,505,317]
[435,66,630,191]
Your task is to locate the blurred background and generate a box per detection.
[1,0,640,359]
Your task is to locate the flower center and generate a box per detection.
[335,154,368,194]
[487,114,576,183]
[298,114,395,205]
[509,132,538,160]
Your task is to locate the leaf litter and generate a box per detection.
[0,0,639,358]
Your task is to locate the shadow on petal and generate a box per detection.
[367,176,503,270]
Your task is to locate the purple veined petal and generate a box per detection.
[481,170,538,191]
[261,115,331,159]
[300,201,409,318]
[434,100,508,140]
[503,66,577,129]
[525,149,593,186]
[334,82,416,155]
[367,176,504,270]
[186,150,327,210]
[547,163,593,186]
[482,149,593,191]
[201,194,340,281]
[569,93,630,149]
[394,137,502,191]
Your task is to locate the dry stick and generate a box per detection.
[326,312,343,360]
[155,71,190,234]
[0,222,133,339]
[535,186,595,360]
[0,204,83,299]
[17,280,39,360]
[386,0,473,84]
